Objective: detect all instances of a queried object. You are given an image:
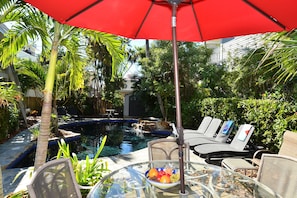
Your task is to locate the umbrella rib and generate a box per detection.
[243,0,286,30]
[134,1,155,38]
[190,1,203,41]
[65,0,103,22]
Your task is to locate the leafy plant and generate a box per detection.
[29,127,40,140]
[0,81,21,140]
[200,97,297,152]
[5,190,29,198]
[56,136,110,186]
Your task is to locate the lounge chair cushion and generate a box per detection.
[193,124,254,159]
[184,118,222,140]
[237,125,251,141]
[222,121,233,135]
[185,120,234,148]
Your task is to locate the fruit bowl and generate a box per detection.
[145,167,180,189]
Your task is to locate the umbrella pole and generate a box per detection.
[171,1,186,195]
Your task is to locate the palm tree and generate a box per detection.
[259,30,297,83]
[15,59,46,93]
[0,0,125,169]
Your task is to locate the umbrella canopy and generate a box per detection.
[25,0,296,42]
[24,0,297,195]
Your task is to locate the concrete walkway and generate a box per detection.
[1,128,35,196]
[1,130,205,196]
[0,129,35,170]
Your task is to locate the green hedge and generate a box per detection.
[197,98,297,152]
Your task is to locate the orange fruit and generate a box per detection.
[148,168,158,179]
[159,175,171,183]
[164,168,173,175]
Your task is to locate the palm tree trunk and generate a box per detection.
[52,94,60,136]
[145,39,150,58]
[157,94,166,120]
[34,22,61,170]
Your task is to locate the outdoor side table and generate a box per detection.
[221,158,258,176]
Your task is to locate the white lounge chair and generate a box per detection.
[183,116,212,134]
[185,120,234,148]
[193,124,254,162]
[184,118,222,140]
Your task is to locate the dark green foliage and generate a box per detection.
[0,81,21,141]
[181,99,202,129]
[238,99,297,151]
[136,41,231,121]
[199,97,297,152]
[0,107,9,140]
[0,106,19,141]
[200,98,242,123]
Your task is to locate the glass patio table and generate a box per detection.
[87,160,279,198]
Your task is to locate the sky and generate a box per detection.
[130,39,146,48]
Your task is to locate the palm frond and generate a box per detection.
[259,30,297,84]
[84,30,125,80]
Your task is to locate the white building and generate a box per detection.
[120,77,142,118]
[207,34,265,65]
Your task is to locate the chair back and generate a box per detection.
[202,118,222,138]
[230,124,254,151]
[148,138,190,161]
[278,130,297,158]
[196,116,213,133]
[213,120,234,142]
[27,158,82,198]
[257,154,297,197]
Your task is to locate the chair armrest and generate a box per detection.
[251,150,274,166]
[252,149,274,159]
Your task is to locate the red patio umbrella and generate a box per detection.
[24,0,297,194]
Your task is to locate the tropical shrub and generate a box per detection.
[0,107,10,140]
[200,98,242,123]
[5,190,29,198]
[181,99,202,129]
[200,98,297,152]
[238,99,297,151]
[0,82,21,141]
[56,136,110,195]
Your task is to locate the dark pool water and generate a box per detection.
[60,119,159,159]
[10,119,166,168]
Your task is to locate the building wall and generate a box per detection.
[208,34,265,65]
[121,78,140,117]
[123,94,130,117]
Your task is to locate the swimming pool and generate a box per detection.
[59,119,160,159]
[9,119,167,168]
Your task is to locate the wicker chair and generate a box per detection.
[27,158,89,198]
[256,154,297,197]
